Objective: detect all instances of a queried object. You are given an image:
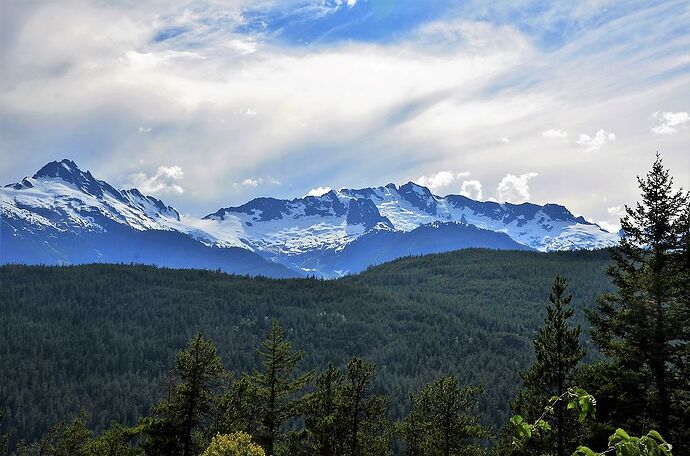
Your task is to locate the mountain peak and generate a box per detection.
[34,159,83,179]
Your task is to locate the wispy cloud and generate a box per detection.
[542,129,567,138]
[651,111,689,134]
[576,130,616,152]
[0,0,688,219]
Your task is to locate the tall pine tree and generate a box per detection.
[142,334,225,456]
[250,321,313,456]
[587,153,689,451]
[510,275,585,456]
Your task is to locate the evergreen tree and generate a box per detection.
[142,334,225,456]
[302,365,349,455]
[250,321,313,456]
[213,375,262,438]
[511,275,585,456]
[342,358,391,456]
[587,153,689,450]
[400,376,489,456]
[1,410,8,456]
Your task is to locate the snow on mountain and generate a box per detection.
[1,159,247,248]
[202,181,618,260]
[1,159,619,277]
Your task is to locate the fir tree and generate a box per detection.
[511,275,585,456]
[342,358,391,456]
[142,334,225,456]
[250,321,313,456]
[587,153,689,450]
[401,376,489,456]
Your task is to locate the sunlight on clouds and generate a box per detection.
[130,166,185,194]
[495,173,538,203]
[416,171,469,193]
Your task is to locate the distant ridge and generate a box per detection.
[1,159,618,276]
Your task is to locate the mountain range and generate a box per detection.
[0,159,618,277]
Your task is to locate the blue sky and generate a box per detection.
[1,0,689,231]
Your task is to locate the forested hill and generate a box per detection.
[0,248,613,447]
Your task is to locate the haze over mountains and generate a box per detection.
[1,159,618,277]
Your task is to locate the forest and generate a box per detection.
[0,155,688,455]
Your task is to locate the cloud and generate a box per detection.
[130,165,184,194]
[0,0,687,221]
[498,137,510,143]
[576,129,616,152]
[495,172,538,203]
[137,127,151,133]
[651,111,689,134]
[242,178,262,187]
[236,177,280,187]
[542,129,567,138]
[607,205,626,217]
[305,186,331,197]
[460,180,483,200]
[416,171,470,193]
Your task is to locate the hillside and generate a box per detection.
[0,248,613,446]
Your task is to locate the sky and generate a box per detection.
[1,0,689,231]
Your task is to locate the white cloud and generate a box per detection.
[498,137,510,143]
[576,129,616,152]
[495,172,538,203]
[242,178,262,187]
[607,205,626,217]
[651,111,689,134]
[416,171,467,192]
[460,180,483,200]
[137,126,151,133]
[236,177,280,187]
[305,186,331,197]
[542,129,567,138]
[130,165,184,194]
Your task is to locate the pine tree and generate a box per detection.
[511,275,585,456]
[587,153,689,450]
[142,334,225,456]
[342,358,391,456]
[302,365,349,456]
[250,321,313,456]
[401,376,489,456]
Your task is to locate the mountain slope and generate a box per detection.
[0,249,613,446]
[1,159,618,276]
[0,160,297,278]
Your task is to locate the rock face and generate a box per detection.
[2,159,618,277]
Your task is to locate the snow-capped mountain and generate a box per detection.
[1,160,618,277]
[0,160,295,277]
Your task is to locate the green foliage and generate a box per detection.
[201,432,265,456]
[511,275,586,456]
[250,321,314,455]
[586,154,690,452]
[0,248,613,446]
[141,334,225,456]
[399,376,490,456]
